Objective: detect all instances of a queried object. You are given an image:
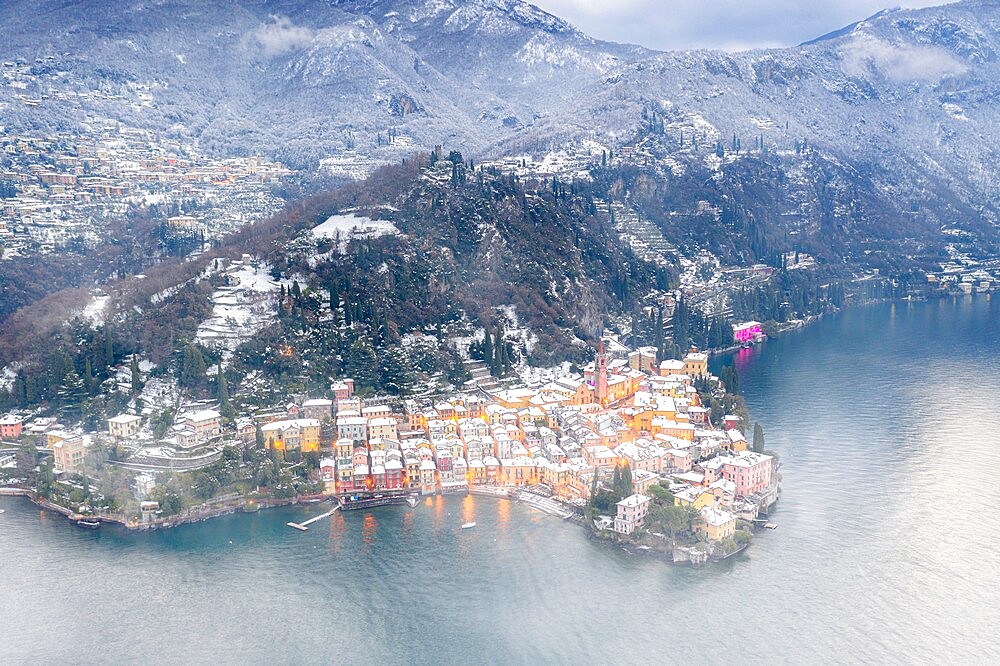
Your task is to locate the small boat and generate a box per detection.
[765,522,778,530]
[461,521,476,529]
[75,519,101,529]
[0,509,5,514]
[301,498,323,504]
[406,497,419,507]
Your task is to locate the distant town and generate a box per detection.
[1,333,778,564]
[0,122,292,258]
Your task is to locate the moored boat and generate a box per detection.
[461,521,476,529]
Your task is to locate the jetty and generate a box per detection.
[287,501,341,531]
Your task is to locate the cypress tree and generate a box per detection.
[218,370,234,420]
[103,327,114,367]
[130,355,142,395]
[84,357,94,392]
[752,423,765,453]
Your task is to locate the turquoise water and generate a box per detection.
[2,296,999,663]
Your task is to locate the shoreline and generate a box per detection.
[2,485,776,567]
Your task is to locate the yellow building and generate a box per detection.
[682,348,709,379]
[45,430,69,449]
[261,419,321,453]
[674,486,717,510]
[53,437,86,474]
[650,418,695,442]
[694,507,737,541]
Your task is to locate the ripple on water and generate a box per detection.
[2,298,999,663]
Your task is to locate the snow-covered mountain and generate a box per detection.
[0,0,647,166]
[2,0,1000,255]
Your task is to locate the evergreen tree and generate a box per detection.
[16,438,36,475]
[12,373,27,407]
[181,344,207,390]
[103,326,114,367]
[346,337,379,391]
[130,355,142,396]
[378,345,413,396]
[752,422,765,453]
[84,357,95,393]
[217,369,235,420]
[57,370,87,420]
[482,327,493,366]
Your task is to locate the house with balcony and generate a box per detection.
[613,493,651,535]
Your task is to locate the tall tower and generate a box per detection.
[595,337,609,406]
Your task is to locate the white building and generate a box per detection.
[337,416,368,443]
[108,414,142,441]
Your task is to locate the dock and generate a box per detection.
[286,502,341,531]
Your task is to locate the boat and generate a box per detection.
[75,518,101,529]
[461,521,476,529]
[0,509,5,514]
[406,496,419,507]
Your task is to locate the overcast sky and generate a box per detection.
[531,1,955,51]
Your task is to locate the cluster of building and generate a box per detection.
[926,265,998,294]
[1,339,777,543]
[246,342,773,543]
[0,123,291,255]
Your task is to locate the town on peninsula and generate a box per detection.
[1,329,779,565]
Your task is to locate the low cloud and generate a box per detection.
[841,34,967,82]
[531,0,954,51]
[246,16,314,57]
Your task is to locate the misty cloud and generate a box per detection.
[531,0,953,51]
[246,16,315,57]
[841,34,967,81]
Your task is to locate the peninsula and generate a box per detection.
[1,335,778,563]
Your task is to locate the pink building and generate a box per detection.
[614,494,651,535]
[721,452,773,496]
[733,321,763,343]
[331,379,355,402]
[384,460,404,490]
[0,415,23,439]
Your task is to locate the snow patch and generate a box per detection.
[0,364,19,393]
[942,102,969,121]
[312,214,399,251]
[80,293,111,325]
[195,260,281,357]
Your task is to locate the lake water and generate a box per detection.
[2,296,999,664]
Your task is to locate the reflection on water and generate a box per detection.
[496,497,510,529]
[361,513,377,546]
[1,297,998,663]
[461,495,476,524]
[326,511,346,554]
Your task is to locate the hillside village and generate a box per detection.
[0,121,291,258]
[1,335,777,561]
